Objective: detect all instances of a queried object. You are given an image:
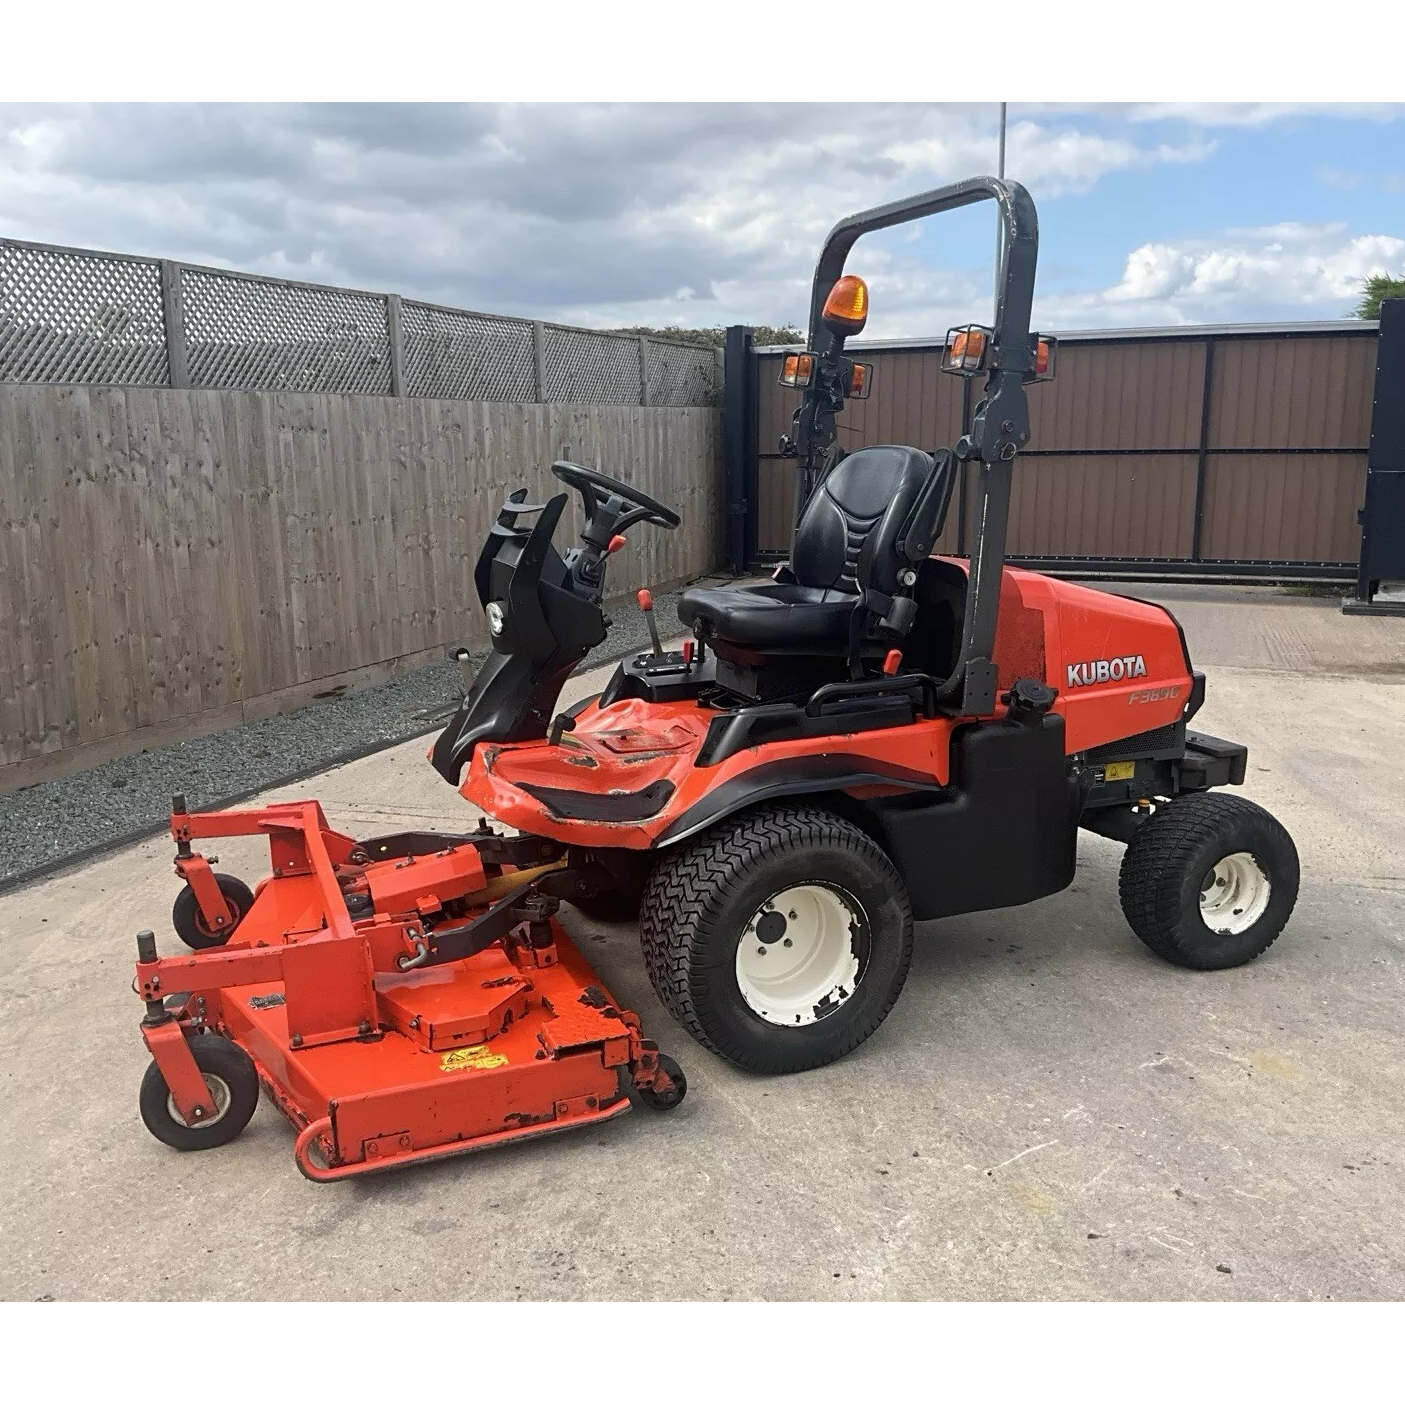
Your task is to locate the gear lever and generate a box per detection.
[637,589,664,656]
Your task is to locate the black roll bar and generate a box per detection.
[792,176,1040,715]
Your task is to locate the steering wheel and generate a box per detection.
[552,460,681,538]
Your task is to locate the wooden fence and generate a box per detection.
[0,385,722,789]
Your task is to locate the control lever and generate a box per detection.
[451,646,475,695]
[637,589,664,656]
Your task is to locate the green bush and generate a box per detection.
[1353,274,1405,319]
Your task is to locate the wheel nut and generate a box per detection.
[783,938,793,947]
[757,947,766,956]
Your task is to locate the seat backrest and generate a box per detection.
[791,445,938,595]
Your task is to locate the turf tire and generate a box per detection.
[139,1034,260,1152]
[172,873,255,950]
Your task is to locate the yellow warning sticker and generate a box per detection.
[439,1044,508,1072]
[1103,760,1136,782]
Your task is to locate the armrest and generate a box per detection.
[897,449,957,563]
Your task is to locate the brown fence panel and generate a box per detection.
[1209,335,1377,448]
[750,323,1377,576]
[1006,454,1199,559]
[1201,453,1367,562]
[1027,340,1205,450]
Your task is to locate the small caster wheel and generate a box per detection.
[634,1053,687,1112]
[139,1034,259,1152]
[172,873,254,950]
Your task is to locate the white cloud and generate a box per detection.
[0,102,1215,333]
[0,103,1399,340]
[1128,103,1405,127]
[1038,223,1405,329]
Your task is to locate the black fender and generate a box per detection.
[652,753,941,849]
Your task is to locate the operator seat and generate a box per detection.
[679,445,948,656]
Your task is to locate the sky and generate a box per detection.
[1,102,1403,339]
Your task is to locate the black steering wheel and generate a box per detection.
[552,460,681,540]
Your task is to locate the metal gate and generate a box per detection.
[725,321,1380,580]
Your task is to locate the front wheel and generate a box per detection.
[639,804,914,1074]
[1118,792,1299,970]
[172,873,255,950]
[139,1034,260,1152]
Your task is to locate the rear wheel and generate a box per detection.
[1118,792,1299,970]
[639,804,914,1074]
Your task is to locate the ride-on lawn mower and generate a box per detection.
[132,177,1299,1179]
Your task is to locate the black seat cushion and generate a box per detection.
[677,581,856,650]
[679,444,937,652]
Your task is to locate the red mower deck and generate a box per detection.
[134,799,685,1180]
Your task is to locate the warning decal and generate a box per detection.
[440,1044,509,1072]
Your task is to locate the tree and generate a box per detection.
[1353,274,1405,319]
[608,323,805,348]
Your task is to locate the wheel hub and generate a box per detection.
[167,1072,232,1128]
[755,910,788,944]
[734,883,869,1027]
[1199,851,1271,935]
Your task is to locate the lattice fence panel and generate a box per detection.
[401,301,536,401]
[0,241,169,386]
[542,325,641,405]
[646,340,718,406]
[179,267,392,393]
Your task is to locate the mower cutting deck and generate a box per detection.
[134,799,684,1180]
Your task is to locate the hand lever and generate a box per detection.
[637,589,663,656]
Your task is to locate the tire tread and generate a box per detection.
[639,803,913,1072]
[1118,792,1298,970]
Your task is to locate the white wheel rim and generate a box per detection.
[167,1072,232,1128]
[734,883,868,1027]
[1198,851,1271,935]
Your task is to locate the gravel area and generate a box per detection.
[0,582,716,889]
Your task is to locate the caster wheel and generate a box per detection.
[139,1034,260,1152]
[172,873,255,950]
[635,1053,687,1112]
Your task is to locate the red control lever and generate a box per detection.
[637,589,664,656]
[882,649,903,676]
[607,534,627,554]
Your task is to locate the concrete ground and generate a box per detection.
[2,584,1404,1301]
